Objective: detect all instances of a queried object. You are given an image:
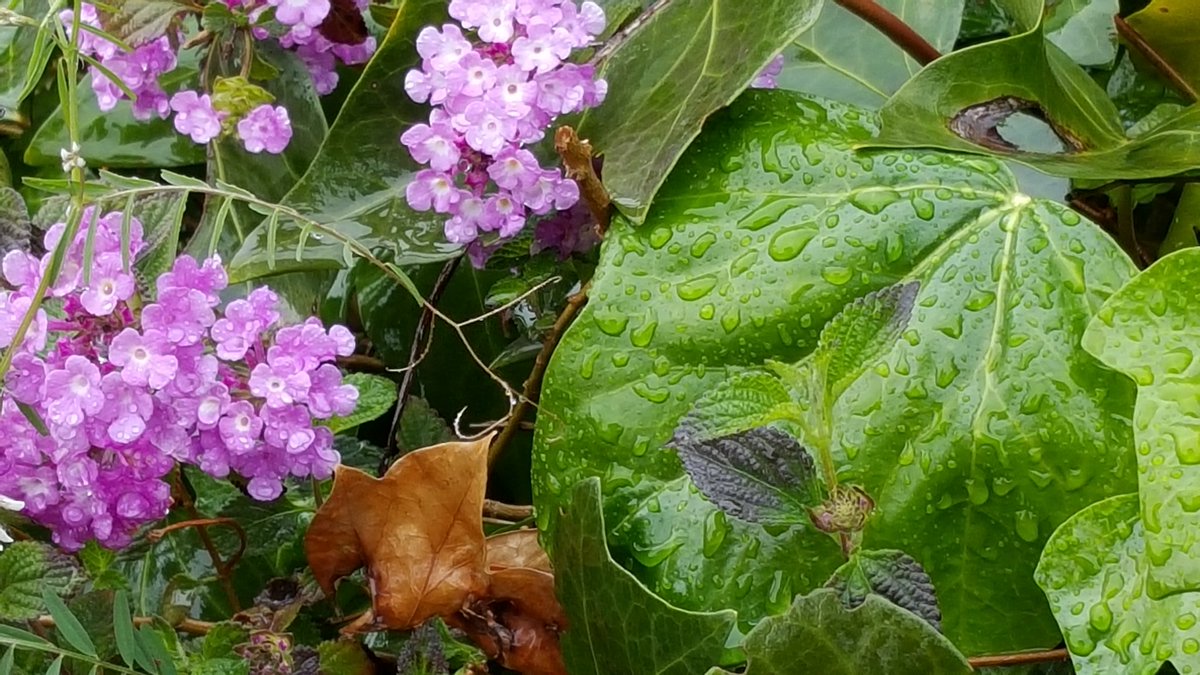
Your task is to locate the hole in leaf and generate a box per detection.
[949,97,1084,154]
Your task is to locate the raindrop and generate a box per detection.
[633,382,670,404]
[767,226,817,262]
[821,266,853,285]
[691,232,718,258]
[593,310,629,336]
[849,188,902,215]
[1015,510,1039,542]
[677,274,719,301]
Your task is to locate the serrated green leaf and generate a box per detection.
[553,479,736,675]
[42,589,96,658]
[325,373,397,434]
[814,280,918,405]
[99,0,190,46]
[670,425,816,526]
[317,640,374,675]
[532,90,1137,655]
[0,187,31,253]
[199,623,248,660]
[729,590,971,675]
[395,396,453,454]
[182,467,242,517]
[0,542,78,621]
[826,549,942,631]
[189,659,249,675]
[576,0,821,221]
[670,371,803,442]
[228,0,458,281]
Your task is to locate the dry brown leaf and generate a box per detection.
[450,567,566,675]
[304,436,492,630]
[485,530,552,574]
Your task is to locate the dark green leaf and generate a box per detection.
[0,187,31,253]
[532,90,1137,655]
[326,373,398,434]
[782,0,963,107]
[396,396,453,453]
[42,589,96,658]
[670,425,816,525]
[552,478,736,675]
[814,280,918,403]
[576,0,822,221]
[200,622,249,660]
[0,0,53,122]
[1127,0,1200,93]
[136,622,178,675]
[0,542,79,621]
[228,0,458,281]
[825,549,941,631]
[728,590,970,675]
[183,467,242,517]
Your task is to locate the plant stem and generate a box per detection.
[834,0,941,65]
[967,648,1069,669]
[489,282,590,465]
[38,615,215,637]
[1115,15,1198,103]
[385,255,462,464]
[170,476,243,611]
[482,499,534,521]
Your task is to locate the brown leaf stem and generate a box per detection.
[1115,15,1199,103]
[38,614,215,637]
[483,499,534,521]
[163,475,244,611]
[833,0,942,65]
[555,126,610,234]
[967,648,1069,669]
[489,283,590,465]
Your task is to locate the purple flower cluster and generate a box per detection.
[401,0,608,255]
[0,209,358,551]
[61,1,375,155]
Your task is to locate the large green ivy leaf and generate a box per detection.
[780,0,963,107]
[575,0,821,221]
[869,0,1200,179]
[1035,495,1200,675]
[532,90,1138,655]
[1080,249,1200,600]
[227,0,457,283]
[709,590,971,675]
[25,50,205,168]
[552,478,736,675]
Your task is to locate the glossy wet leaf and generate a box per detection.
[671,425,816,526]
[869,0,1200,179]
[1081,249,1200,599]
[575,0,822,221]
[0,0,52,127]
[25,51,205,169]
[720,590,970,675]
[532,90,1138,655]
[1035,494,1200,675]
[552,479,736,675]
[395,396,453,453]
[304,437,491,628]
[826,549,941,631]
[781,0,963,107]
[228,0,458,282]
[1045,0,1119,67]
[1127,0,1200,92]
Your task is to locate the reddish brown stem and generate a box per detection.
[489,283,590,465]
[967,648,1069,669]
[38,615,214,637]
[834,0,942,65]
[482,499,534,521]
[1115,15,1198,103]
[167,476,243,611]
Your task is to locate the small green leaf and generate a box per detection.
[113,590,139,668]
[0,646,12,675]
[183,467,242,516]
[199,622,249,660]
[317,640,375,675]
[396,396,453,453]
[733,590,971,674]
[136,623,178,675]
[42,588,97,657]
[326,373,398,434]
[553,478,736,675]
[0,187,31,253]
[45,655,63,675]
[671,426,816,525]
[672,371,803,442]
[0,542,78,621]
[825,549,942,631]
[814,280,919,403]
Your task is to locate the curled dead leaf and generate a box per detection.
[304,436,493,630]
[450,567,566,675]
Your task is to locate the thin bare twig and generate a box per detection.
[835,0,942,65]
[38,615,215,637]
[483,499,534,521]
[166,475,243,611]
[968,648,1069,669]
[1115,15,1199,103]
[386,256,463,461]
[489,283,590,465]
[148,517,248,573]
